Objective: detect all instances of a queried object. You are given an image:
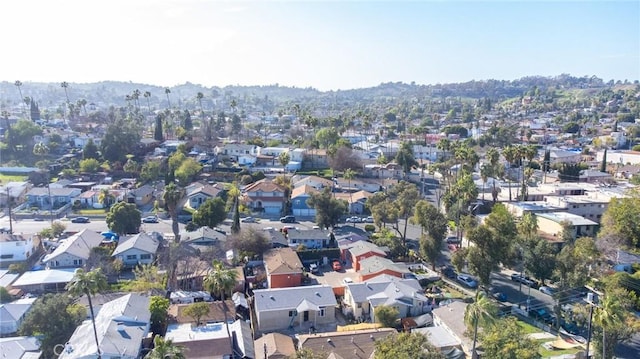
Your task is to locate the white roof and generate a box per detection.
[253,285,337,312]
[12,268,78,287]
[44,229,104,263]
[166,322,230,342]
[536,211,598,226]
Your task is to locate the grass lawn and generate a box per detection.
[516,320,541,334]
[0,174,28,183]
[537,338,582,358]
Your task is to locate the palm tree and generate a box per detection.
[163,182,184,243]
[66,268,108,359]
[592,294,624,359]
[14,80,26,116]
[464,292,496,359]
[132,89,141,111]
[143,91,152,114]
[98,188,114,209]
[204,260,238,355]
[145,335,185,359]
[343,168,355,213]
[479,163,491,201]
[164,88,172,108]
[229,184,241,234]
[501,146,517,201]
[60,81,70,103]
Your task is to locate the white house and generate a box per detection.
[43,229,104,268]
[0,297,37,335]
[111,233,159,268]
[597,150,640,166]
[0,233,35,266]
[185,182,223,210]
[59,293,150,359]
[253,285,337,333]
[73,135,102,149]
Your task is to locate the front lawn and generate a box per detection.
[76,209,108,215]
[0,174,28,183]
[537,338,582,357]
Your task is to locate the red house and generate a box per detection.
[347,241,388,271]
[263,248,303,288]
[358,256,410,282]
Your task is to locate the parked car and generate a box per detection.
[280,215,296,223]
[71,216,90,223]
[440,265,457,279]
[446,236,460,244]
[529,308,555,325]
[489,287,507,302]
[346,216,362,223]
[241,217,257,223]
[511,273,538,288]
[364,216,374,223]
[457,274,478,288]
[332,260,342,271]
[539,286,555,296]
[142,216,158,223]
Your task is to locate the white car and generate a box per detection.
[539,286,555,296]
[343,277,354,284]
[456,274,478,288]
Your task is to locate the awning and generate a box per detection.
[296,299,320,312]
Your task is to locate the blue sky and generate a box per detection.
[1,0,638,90]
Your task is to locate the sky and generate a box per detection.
[1,0,638,91]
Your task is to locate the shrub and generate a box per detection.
[364,224,375,232]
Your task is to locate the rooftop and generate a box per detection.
[12,268,78,287]
[536,211,599,226]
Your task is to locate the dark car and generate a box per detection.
[511,273,538,288]
[489,287,507,302]
[440,265,457,279]
[529,308,555,325]
[71,216,90,223]
[280,215,296,223]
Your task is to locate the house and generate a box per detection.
[0,297,37,335]
[0,181,30,207]
[536,212,599,240]
[345,241,387,271]
[544,194,613,223]
[59,293,150,359]
[181,227,227,246]
[242,179,286,216]
[254,333,296,359]
[290,185,318,218]
[414,326,465,358]
[302,148,329,169]
[253,285,337,333]
[297,328,396,359]
[125,184,154,206]
[0,233,35,268]
[358,256,410,282]
[111,232,160,268]
[25,187,81,209]
[73,135,102,149]
[165,319,254,359]
[504,201,565,218]
[185,182,223,210]
[263,229,288,248]
[432,301,473,357]
[43,229,104,268]
[215,143,260,164]
[292,175,334,191]
[0,336,42,359]
[333,190,373,214]
[342,277,429,322]
[263,248,303,288]
[287,229,332,249]
[11,268,78,294]
[548,148,582,164]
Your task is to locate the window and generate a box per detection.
[0,254,13,259]
[126,255,137,260]
[288,310,297,317]
[319,308,325,317]
[73,259,83,266]
[140,254,151,260]
[356,303,362,308]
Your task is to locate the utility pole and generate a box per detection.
[7,186,13,234]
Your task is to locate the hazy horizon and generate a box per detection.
[1,0,638,91]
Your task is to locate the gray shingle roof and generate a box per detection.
[254,285,336,312]
[112,232,159,256]
[44,229,104,263]
[358,256,409,276]
[346,278,424,303]
[287,229,331,241]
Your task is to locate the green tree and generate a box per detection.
[600,148,608,173]
[307,187,348,229]
[19,294,86,358]
[479,317,541,359]
[464,292,497,356]
[204,259,238,300]
[98,188,115,209]
[163,183,185,242]
[523,237,557,285]
[0,286,12,303]
[315,127,340,149]
[106,201,141,235]
[83,138,99,160]
[129,264,166,292]
[140,161,161,183]
[395,142,418,177]
[192,197,227,229]
[183,302,210,326]
[6,119,42,153]
[145,335,185,359]
[374,332,445,359]
[66,268,108,359]
[598,189,640,248]
[175,157,202,184]
[79,158,101,173]
[278,151,290,169]
[149,296,170,335]
[413,200,448,269]
[154,114,164,141]
[32,142,48,157]
[374,305,399,328]
[100,119,141,163]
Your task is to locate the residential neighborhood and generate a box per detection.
[0,73,638,359]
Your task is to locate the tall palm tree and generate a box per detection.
[143,91,152,114]
[60,81,70,103]
[14,80,26,116]
[592,294,624,359]
[66,268,108,359]
[164,88,172,108]
[343,168,355,213]
[464,292,497,359]
[204,260,238,355]
[501,146,517,201]
[98,188,114,209]
[145,335,185,359]
[132,89,141,111]
[479,163,491,201]
[163,182,184,243]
